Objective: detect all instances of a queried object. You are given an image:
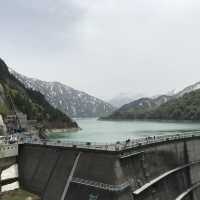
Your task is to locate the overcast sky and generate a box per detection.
[1,0,200,100]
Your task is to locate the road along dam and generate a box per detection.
[1,132,200,200]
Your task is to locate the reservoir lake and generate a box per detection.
[49,118,200,143]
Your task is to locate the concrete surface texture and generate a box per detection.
[10,136,200,199]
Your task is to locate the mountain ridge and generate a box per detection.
[10,69,115,118]
[103,81,200,120]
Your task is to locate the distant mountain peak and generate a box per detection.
[109,92,145,108]
[10,69,114,118]
[176,81,200,97]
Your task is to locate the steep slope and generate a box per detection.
[176,82,200,98]
[145,89,200,120]
[0,58,78,129]
[103,95,172,120]
[10,70,114,118]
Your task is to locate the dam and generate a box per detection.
[1,132,200,200]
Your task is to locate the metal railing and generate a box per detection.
[18,131,200,152]
[0,130,199,152]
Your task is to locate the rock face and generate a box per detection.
[0,58,78,129]
[10,69,114,118]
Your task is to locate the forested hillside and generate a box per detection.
[0,58,78,129]
[103,90,200,121]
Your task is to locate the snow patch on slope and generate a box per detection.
[10,69,114,118]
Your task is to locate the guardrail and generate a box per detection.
[18,130,200,152]
[119,131,200,151]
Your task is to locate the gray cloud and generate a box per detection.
[1,0,200,100]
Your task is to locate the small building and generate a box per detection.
[5,112,28,134]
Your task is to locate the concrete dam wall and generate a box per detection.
[18,135,200,200]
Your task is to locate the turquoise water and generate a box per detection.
[49,118,200,143]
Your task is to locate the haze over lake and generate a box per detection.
[49,118,200,143]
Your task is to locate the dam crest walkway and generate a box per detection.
[18,130,200,152]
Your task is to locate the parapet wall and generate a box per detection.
[18,134,200,200]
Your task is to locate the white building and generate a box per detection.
[0,114,6,135]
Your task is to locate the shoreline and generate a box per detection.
[46,127,81,135]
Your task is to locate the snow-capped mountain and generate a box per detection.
[109,93,145,108]
[176,82,200,98]
[104,81,200,120]
[10,69,114,118]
